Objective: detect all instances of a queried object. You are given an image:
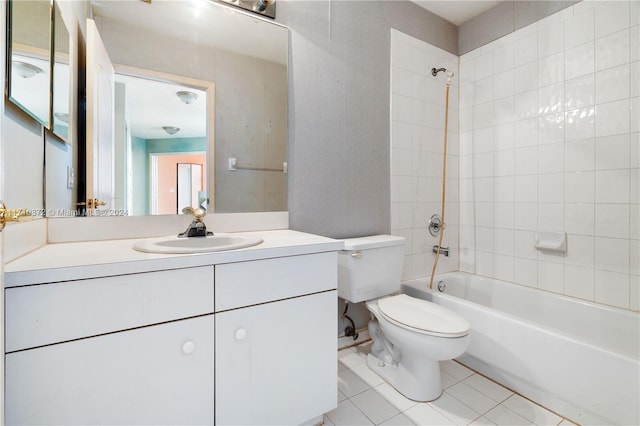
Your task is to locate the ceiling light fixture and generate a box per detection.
[176,91,199,105]
[12,61,43,78]
[54,112,69,124]
[163,126,180,135]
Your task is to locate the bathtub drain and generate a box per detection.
[437,280,446,292]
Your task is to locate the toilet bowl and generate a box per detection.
[365,295,470,401]
[338,235,470,401]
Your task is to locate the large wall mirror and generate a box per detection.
[76,0,288,216]
[6,0,53,128]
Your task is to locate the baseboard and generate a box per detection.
[338,327,371,350]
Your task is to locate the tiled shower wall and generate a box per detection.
[390,30,460,281]
[459,1,639,311]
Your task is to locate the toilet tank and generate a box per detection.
[338,235,405,303]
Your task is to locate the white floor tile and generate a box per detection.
[440,370,460,389]
[340,351,368,369]
[354,342,373,358]
[324,413,336,426]
[469,416,498,425]
[484,405,535,426]
[440,360,475,380]
[373,383,419,412]
[379,413,417,426]
[463,374,514,403]
[429,392,482,425]
[404,403,455,425]
[350,388,400,425]
[558,419,578,426]
[338,389,347,402]
[351,362,386,387]
[501,395,562,425]
[326,400,375,426]
[446,381,500,414]
[339,369,372,398]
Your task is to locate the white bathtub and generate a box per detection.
[402,272,640,426]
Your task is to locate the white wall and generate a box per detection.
[390,29,460,281]
[459,0,639,311]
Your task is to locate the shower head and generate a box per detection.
[431,67,454,78]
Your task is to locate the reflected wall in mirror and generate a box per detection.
[7,0,53,127]
[78,0,288,216]
[114,72,209,216]
[52,1,70,141]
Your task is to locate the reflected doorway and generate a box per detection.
[149,153,206,215]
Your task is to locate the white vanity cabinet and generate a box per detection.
[5,266,216,425]
[214,253,337,425]
[4,234,340,426]
[5,315,215,425]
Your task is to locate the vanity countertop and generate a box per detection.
[4,230,343,287]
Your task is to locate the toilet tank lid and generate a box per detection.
[342,235,405,251]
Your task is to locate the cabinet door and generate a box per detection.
[6,315,214,425]
[216,291,337,425]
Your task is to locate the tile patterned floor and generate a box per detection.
[326,343,576,426]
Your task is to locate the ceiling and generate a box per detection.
[411,0,502,26]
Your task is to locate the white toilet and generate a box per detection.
[338,235,470,402]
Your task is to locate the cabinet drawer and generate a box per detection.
[5,266,214,352]
[215,252,337,311]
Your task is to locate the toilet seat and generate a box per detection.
[377,294,470,337]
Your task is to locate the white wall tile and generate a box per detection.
[493,43,515,71]
[595,134,630,170]
[565,42,595,80]
[538,202,564,231]
[564,8,595,49]
[493,97,516,125]
[631,25,640,62]
[566,234,595,267]
[565,106,596,140]
[565,138,595,172]
[565,203,595,235]
[565,171,595,203]
[595,169,630,203]
[515,203,538,230]
[514,33,538,66]
[630,274,639,311]
[595,1,630,39]
[595,29,630,71]
[538,82,564,116]
[596,99,630,137]
[538,20,564,58]
[514,62,539,93]
[514,257,538,287]
[632,0,640,27]
[538,143,565,174]
[515,117,539,147]
[595,64,630,105]
[595,269,630,308]
[538,261,565,293]
[514,146,538,174]
[494,69,515,99]
[565,73,595,110]
[595,236,630,273]
[565,264,595,300]
[538,113,565,145]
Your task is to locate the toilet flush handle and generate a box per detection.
[351,251,362,259]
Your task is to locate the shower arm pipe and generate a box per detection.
[429,75,452,290]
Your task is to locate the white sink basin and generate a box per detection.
[133,234,263,254]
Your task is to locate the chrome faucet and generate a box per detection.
[178,207,213,238]
[432,245,449,257]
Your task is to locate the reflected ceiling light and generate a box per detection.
[12,61,43,78]
[54,112,69,124]
[176,90,199,104]
[163,126,180,135]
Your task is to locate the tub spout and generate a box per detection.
[432,245,449,257]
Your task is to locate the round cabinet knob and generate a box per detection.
[235,328,247,341]
[182,340,196,355]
